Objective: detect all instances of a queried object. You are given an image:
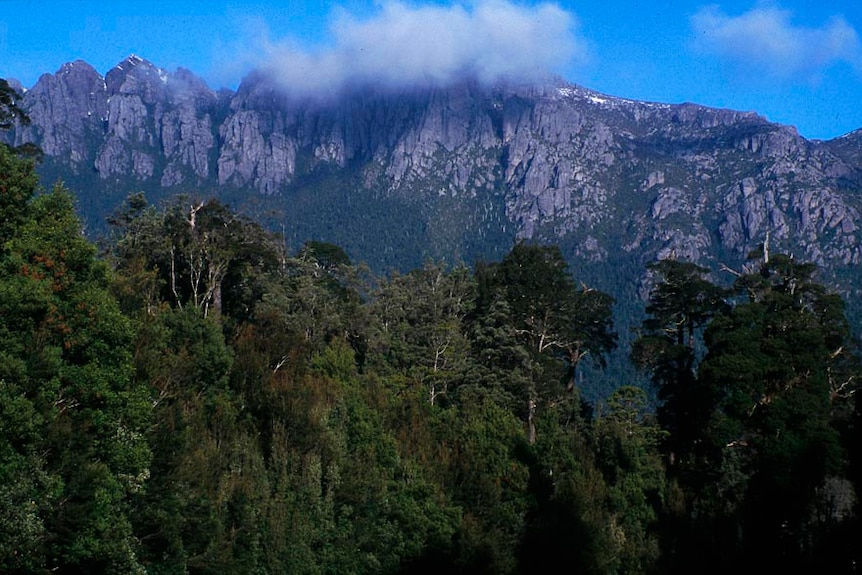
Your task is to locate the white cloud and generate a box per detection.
[691,5,862,80]
[248,1,587,98]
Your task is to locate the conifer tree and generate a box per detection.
[489,243,616,443]
[696,253,856,569]
[631,259,727,467]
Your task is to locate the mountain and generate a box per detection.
[5,56,862,391]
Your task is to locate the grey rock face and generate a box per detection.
[5,57,862,292]
[96,56,164,179]
[5,56,220,185]
[94,56,220,183]
[159,69,218,185]
[12,61,107,167]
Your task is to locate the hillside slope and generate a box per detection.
[5,56,862,395]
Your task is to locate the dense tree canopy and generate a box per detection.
[631,259,727,467]
[636,253,862,573]
[1,135,861,572]
[0,152,151,572]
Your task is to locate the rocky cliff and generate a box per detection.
[5,56,862,309]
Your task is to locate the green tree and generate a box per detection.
[515,408,614,575]
[466,295,532,415]
[631,259,727,467]
[370,261,475,405]
[129,305,246,573]
[419,392,531,574]
[111,195,280,321]
[266,240,369,359]
[0,177,151,572]
[594,386,667,573]
[693,253,858,571]
[0,143,38,249]
[484,243,616,443]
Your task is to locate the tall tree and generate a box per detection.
[487,243,616,443]
[370,261,475,405]
[0,142,37,249]
[594,386,667,574]
[466,295,532,414]
[111,195,280,321]
[290,240,368,350]
[631,259,727,467]
[693,253,859,570]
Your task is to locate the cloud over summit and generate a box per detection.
[692,5,862,81]
[251,1,586,98]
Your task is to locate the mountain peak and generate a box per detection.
[120,54,146,68]
[107,55,165,80]
[4,56,862,305]
[105,55,169,99]
[57,60,99,76]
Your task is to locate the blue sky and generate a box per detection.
[1,1,860,140]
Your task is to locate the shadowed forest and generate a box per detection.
[1,114,862,572]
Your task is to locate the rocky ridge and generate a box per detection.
[5,56,862,304]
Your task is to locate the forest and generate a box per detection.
[1,105,862,572]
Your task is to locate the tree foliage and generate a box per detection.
[632,259,727,466]
[0,158,151,572]
[2,146,861,573]
[479,243,617,443]
[640,253,862,573]
[0,79,29,131]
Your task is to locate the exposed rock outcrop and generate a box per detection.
[4,57,862,304]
